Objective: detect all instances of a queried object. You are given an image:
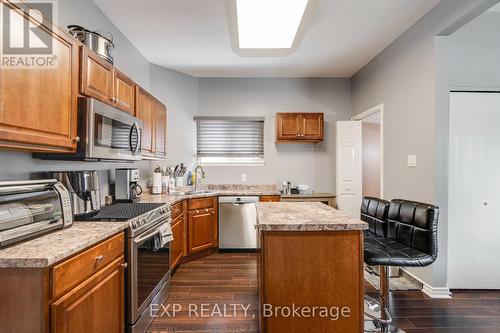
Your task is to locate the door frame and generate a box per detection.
[351,104,385,199]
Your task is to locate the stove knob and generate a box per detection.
[131,221,138,229]
[140,218,146,225]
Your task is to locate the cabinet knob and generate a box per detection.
[95,255,104,262]
[72,136,80,143]
[196,210,199,214]
[205,208,209,212]
[121,263,128,268]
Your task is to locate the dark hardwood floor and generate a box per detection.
[148,252,500,333]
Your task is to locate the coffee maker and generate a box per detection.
[115,168,142,202]
[52,170,102,217]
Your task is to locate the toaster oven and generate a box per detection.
[0,180,73,248]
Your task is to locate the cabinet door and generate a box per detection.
[153,100,167,157]
[301,113,324,140]
[188,209,214,254]
[80,47,114,105]
[52,256,125,333]
[170,216,183,269]
[260,195,281,202]
[135,87,153,155]
[276,113,301,141]
[113,69,136,115]
[0,3,78,152]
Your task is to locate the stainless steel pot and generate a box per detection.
[68,25,114,64]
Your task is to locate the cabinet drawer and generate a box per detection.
[171,201,183,220]
[188,197,215,210]
[260,195,281,202]
[52,233,124,299]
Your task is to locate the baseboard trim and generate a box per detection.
[401,268,452,299]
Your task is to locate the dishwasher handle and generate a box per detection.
[218,196,259,204]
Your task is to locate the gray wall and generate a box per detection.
[149,64,198,170]
[196,78,351,193]
[448,11,500,90]
[58,0,150,88]
[351,0,497,287]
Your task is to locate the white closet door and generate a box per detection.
[448,92,500,289]
[336,121,362,218]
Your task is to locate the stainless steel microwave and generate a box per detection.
[35,97,142,162]
[0,180,73,248]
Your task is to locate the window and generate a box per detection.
[195,117,265,165]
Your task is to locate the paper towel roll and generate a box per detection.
[152,173,162,194]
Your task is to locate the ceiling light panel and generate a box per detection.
[236,0,309,49]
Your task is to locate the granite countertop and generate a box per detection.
[255,202,368,232]
[0,222,128,268]
[138,184,281,205]
[280,192,336,198]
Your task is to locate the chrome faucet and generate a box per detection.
[194,165,206,192]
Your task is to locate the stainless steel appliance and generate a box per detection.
[218,196,259,249]
[0,180,73,248]
[52,170,101,217]
[35,97,142,162]
[67,25,114,64]
[76,203,172,333]
[115,168,142,203]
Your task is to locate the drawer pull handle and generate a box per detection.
[95,255,104,262]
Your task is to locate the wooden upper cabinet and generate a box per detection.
[276,113,324,143]
[113,69,136,115]
[80,47,114,103]
[153,100,167,157]
[301,113,324,140]
[80,48,136,114]
[135,87,154,155]
[0,3,78,152]
[135,86,167,159]
[276,113,301,141]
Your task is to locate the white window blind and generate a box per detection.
[195,117,264,158]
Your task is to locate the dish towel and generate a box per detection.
[153,221,173,250]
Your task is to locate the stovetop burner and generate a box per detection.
[77,203,166,221]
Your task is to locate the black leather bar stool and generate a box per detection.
[362,198,439,333]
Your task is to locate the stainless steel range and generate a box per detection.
[77,202,172,333]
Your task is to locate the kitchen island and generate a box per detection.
[256,202,368,333]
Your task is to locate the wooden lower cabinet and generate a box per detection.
[188,208,215,254]
[260,195,281,202]
[187,197,218,255]
[0,232,125,333]
[170,215,184,269]
[52,256,125,333]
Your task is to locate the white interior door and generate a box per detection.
[336,121,362,218]
[448,92,500,289]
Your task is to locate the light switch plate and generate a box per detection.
[241,173,247,182]
[408,155,417,167]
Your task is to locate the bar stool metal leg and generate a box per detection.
[364,266,406,333]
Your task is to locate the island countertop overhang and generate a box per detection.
[256,202,368,232]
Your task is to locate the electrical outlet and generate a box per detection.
[241,173,247,183]
[407,155,417,168]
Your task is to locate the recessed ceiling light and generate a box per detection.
[236,0,309,49]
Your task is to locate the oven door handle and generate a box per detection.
[133,219,171,245]
[134,227,161,245]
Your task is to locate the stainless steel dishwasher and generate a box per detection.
[218,196,260,249]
